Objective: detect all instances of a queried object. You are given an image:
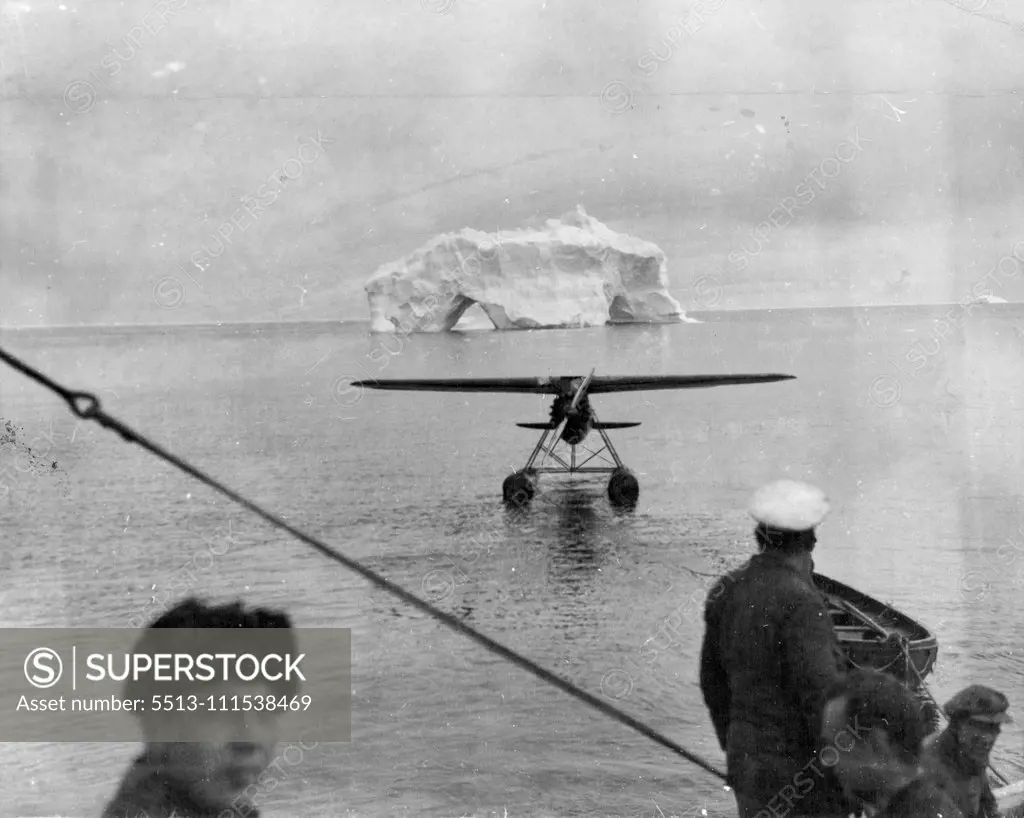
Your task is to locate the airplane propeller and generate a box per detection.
[570,367,596,413]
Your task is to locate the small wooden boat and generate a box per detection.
[814,573,939,687]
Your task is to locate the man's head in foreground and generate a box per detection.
[820,668,932,804]
[122,597,299,813]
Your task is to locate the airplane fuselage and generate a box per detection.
[550,392,593,445]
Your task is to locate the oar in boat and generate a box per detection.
[832,597,892,640]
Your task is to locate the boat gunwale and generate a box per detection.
[814,572,937,648]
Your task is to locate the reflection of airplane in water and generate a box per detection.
[354,368,795,508]
[522,489,605,596]
[553,490,600,550]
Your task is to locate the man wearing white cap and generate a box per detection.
[700,479,853,818]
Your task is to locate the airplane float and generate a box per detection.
[353,370,795,508]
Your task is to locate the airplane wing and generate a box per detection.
[351,377,566,394]
[352,373,795,394]
[585,374,796,393]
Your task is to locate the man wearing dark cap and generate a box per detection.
[921,685,1012,818]
[699,479,853,817]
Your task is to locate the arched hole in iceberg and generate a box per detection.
[608,294,635,323]
[451,302,497,331]
[439,295,479,330]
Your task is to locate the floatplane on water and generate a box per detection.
[353,368,796,507]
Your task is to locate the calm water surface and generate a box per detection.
[0,307,1022,817]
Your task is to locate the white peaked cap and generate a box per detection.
[749,479,830,532]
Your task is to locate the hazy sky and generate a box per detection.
[1,0,1023,326]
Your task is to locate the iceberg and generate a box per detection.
[364,206,688,333]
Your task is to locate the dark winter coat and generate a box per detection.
[700,549,853,813]
[921,728,1000,818]
[879,774,968,818]
[102,753,262,818]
